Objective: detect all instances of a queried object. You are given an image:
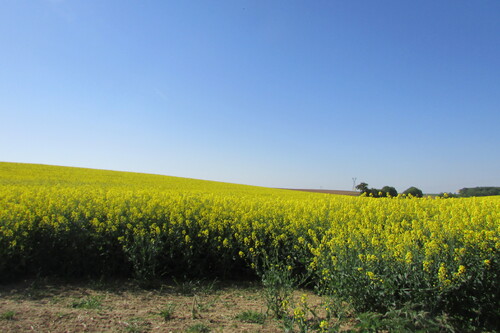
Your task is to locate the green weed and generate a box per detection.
[354,303,456,333]
[261,263,295,319]
[124,317,150,333]
[0,311,15,320]
[158,302,176,321]
[186,323,211,333]
[71,295,103,309]
[235,310,266,324]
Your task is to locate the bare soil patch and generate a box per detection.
[0,279,326,332]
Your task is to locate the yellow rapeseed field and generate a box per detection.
[1,162,498,323]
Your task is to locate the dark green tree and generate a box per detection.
[403,187,423,198]
[381,186,398,197]
[438,192,458,198]
[355,182,369,194]
[458,187,500,197]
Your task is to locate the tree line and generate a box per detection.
[439,187,500,198]
[355,182,423,198]
[355,183,500,198]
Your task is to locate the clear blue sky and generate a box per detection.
[1,1,499,193]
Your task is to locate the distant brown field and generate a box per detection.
[283,189,360,196]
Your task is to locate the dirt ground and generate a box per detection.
[0,279,328,333]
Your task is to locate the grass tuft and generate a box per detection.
[0,311,15,320]
[186,323,211,333]
[158,302,176,321]
[71,295,103,309]
[124,317,150,333]
[235,310,266,324]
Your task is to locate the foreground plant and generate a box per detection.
[158,302,176,321]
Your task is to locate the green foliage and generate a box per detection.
[437,192,459,198]
[0,311,15,320]
[158,302,176,321]
[403,186,423,197]
[124,317,151,333]
[260,261,296,319]
[436,257,500,330]
[458,187,500,197]
[357,183,399,197]
[124,232,163,284]
[71,295,103,309]
[235,310,266,324]
[381,186,398,197]
[355,182,369,193]
[354,304,456,333]
[186,323,211,333]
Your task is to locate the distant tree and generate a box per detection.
[403,187,423,198]
[437,192,459,198]
[458,187,500,197]
[381,186,398,197]
[355,182,369,193]
[356,183,399,198]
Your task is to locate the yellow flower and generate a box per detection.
[438,263,451,288]
[422,260,432,273]
[405,251,413,264]
[293,307,304,319]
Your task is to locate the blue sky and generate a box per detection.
[1,1,499,193]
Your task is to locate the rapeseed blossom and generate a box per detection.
[0,162,498,320]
